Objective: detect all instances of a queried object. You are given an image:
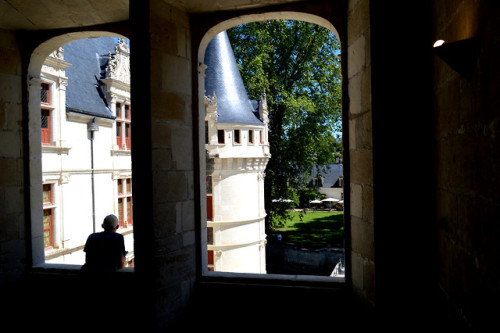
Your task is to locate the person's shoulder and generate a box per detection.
[109,232,124,240]
[87,232,101,240]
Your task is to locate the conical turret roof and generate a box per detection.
[204,31,263,125]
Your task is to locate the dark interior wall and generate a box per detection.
[0,28,24,286]
[433,0,500,330]
[370,0,438,328]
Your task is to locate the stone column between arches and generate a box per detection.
[347,0,375,304]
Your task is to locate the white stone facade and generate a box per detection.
[40,40,133,266]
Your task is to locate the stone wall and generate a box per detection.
[136,0,197,329]
[347,0,374,304]
[0,29,25,285]
[433,0,500,329]
[267,243,344,276]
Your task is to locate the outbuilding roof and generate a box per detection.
[312,164,344,188]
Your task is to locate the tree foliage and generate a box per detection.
[227,20,342,229]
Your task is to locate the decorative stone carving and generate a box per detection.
[199,63,208,77]
[105,38,130,85]
[42,48,71,78]
[259,89,269,125]
[205,91,218,120]
[206,151,216,175]
[60,173,70,184]
[50,47,64,60]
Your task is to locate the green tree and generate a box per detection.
[227,20,342,229]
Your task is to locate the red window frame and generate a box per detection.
[43,184,52,204]
[117,178,133,228]
[206,176,213,220]
[125,123,131,150]
[43,184,53,249]
[41,83,50,105]
[118,198,124,228]
[126,178,131,193]
[116,102,122,118]
[206,195,213,220]
[125,104,130,120]
[116,103,131,150]
[208,250,214,265]
[41,109,51,145]
[118,179,123,195]
[249,129,254,144]
[116,122,122,148]
[127,197,133,226]
[43,209,53,249]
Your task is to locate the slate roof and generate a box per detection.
[204,31,263,125]
[312,164,343,188]
[63,37,116,119]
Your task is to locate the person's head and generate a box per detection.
[102,214,119,232]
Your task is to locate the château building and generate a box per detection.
[40,37,133,266]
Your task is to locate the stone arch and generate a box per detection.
[196,12,346,278]
[27,31,128,267]
[197,12,340,61]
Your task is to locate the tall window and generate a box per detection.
[40,82,51,145]
[116,103,131,150]
[43,184,54,249]
[124,104,131,149]
[116,122,122,147]
[118,178,133,228]
[41,109,51,145]
[201,21,344,278]
[40,83,50,104]
[33,36,134,268]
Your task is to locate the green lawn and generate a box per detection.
[270,211,344,249]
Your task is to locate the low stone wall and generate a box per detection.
[267,243,344,276]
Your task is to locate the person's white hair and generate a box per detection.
[102,214,119,230]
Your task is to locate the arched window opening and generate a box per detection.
[29,34,134,269]
[199,16,344,281]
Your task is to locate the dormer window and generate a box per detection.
[217,129,225,144]
[234,129,240,144]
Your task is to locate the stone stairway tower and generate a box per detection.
[203,31,270,273]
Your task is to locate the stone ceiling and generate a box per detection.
[0,0,303,31]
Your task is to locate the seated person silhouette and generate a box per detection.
[81,214,127,279]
